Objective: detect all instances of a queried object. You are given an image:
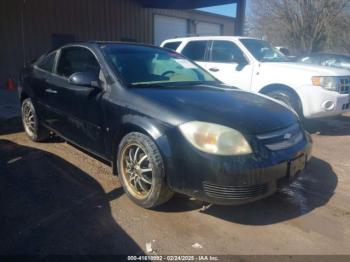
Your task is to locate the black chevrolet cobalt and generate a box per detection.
[19,42,312,208]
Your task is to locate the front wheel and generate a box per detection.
[117,132,174,208]
[21,98,50,142]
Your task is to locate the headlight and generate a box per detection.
[179,121,252,156]
[311,76,338,91]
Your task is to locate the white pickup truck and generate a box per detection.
[161,36,350,119]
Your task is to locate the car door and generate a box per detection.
[203,40,253,89]
[30,51,58,120]
[48,46,106,156]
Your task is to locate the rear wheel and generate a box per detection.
[21,98,50,142]
[117,132,173,208]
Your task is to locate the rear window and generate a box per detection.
[181,41,209,61]
[163,42,181,51]
[37,52,57,72]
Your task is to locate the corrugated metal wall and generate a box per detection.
[0,0,235,88]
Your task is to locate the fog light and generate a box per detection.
[322,100,335,111]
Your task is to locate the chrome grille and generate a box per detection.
[203,182,268,200]
[338,77,350,94]
[257,123,303,151]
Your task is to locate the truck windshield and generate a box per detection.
[240,39,289,63]
[101,44,217,86]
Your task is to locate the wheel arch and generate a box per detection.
[110,115,169,176]
[259,83,304,117]
[20,91,30,103]
[259,83,299,98]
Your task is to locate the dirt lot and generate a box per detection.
[1,114,350,256]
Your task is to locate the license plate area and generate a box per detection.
[288,155,306,181]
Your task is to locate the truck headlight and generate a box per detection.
[179,121,252,155]
[312,76,338,91]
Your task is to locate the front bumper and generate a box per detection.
[297,85,350,119]
[159,128,312,205]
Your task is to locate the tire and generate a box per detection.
[265,89,304,119]
[21,98,50,142]
[117,132,174,208]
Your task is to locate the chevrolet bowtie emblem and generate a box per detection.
[284,133,292,139]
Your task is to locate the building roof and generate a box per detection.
[138,0,239,9]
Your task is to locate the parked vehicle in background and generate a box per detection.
[161,36,350,119]
[297,53,350,72]
[276,46,291,56]
[19,42,312,208]
[275,46,297,60]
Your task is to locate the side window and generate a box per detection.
[210,41,246,64]
[37,52,57,72]
[181,41,209,61]
[163,42,182,51]
[57,47,100,78]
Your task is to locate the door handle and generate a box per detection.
[45,88,58,94]
[209,67,219,72]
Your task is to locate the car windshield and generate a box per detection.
[240,39,289,62]
[101,44,217,86]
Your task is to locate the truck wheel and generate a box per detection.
[21,98,50,142]
[117,132,174,208]
[265,90,304,119]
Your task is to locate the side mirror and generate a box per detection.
[235,57,248,71]
[68,72,100,88]
[236,56,248,66]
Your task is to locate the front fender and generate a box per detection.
[121,114,166,140]
[119,114,174,159]
[109,113,175,177]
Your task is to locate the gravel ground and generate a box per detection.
[0,114,350,256]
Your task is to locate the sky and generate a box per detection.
[198,4,237,17]
[197,1,251,18]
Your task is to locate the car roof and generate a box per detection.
[58,41,163,51]
[162,36,260,43]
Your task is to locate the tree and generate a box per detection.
[248,0,349,54]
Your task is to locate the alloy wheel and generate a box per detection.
[120,143,153,199]
[22,102,36,137]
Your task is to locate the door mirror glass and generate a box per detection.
[68,72,100,88]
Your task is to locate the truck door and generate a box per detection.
[204,40,253,89]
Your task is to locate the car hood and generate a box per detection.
[263,62,350,76]
[127,84,299,135]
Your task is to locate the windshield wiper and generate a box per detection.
[128,83,169,88]
[129,81,219,88]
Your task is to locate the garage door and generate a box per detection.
[154,15,188,46]
[196,22,221,36]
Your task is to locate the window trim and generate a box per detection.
[34,51,59,73]
[208,40,249,65]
